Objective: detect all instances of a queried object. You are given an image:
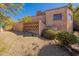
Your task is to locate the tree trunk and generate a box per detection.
[0,27,3,32]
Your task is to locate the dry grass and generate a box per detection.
[0,31,60,56]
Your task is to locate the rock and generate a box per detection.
[32,46,39,50]
[74,32,79,37]
[70,44,79,52]
[32,42,37,45]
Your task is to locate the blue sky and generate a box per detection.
[8,3,79,21]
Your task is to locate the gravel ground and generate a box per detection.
[0,31,70,56]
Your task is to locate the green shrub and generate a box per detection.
[77,37,79,43]
[41,29,56,40]
[56,31,77,45]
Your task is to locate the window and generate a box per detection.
[53,14,62,20]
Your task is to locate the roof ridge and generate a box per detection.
[45,5,68,12]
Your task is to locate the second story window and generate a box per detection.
[53,14,62,20]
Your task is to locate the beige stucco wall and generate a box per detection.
[13,22,23,32]
[45,7,73,32]
[39,20,46,35]
[31,15,46,23]
[66,8,73,32]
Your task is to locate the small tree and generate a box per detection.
[3,17,16,30]
[68,3,79,31]
[0,22,4,32]
[0,12,5,31]
[0,3,24,32]
[20,16,32,23]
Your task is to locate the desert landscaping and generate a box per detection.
[0,3,79,56]
[0,31,72,56]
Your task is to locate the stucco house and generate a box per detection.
[13,6,73,35]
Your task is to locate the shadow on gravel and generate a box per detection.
[10,30,38,37]
[38,45,71,56]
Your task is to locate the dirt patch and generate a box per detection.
[0,31,70,56]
